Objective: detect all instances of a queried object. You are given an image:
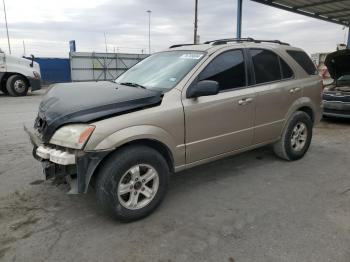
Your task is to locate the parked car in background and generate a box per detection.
[26,38,322,222]
[323,49,350,118]
[0,50,41,96]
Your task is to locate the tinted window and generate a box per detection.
[251,49,281,84]
[280,58,294,79]
[199,50,246,90]
[286,50,317,75]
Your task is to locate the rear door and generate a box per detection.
[183,49,256,163]
[248,48,301,144]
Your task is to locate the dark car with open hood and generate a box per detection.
[323,49,350,118]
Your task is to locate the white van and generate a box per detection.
[0,50,41,96]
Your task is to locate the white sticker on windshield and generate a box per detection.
[180,53,203,60]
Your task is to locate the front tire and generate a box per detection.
[96,145,170,222]
[6,75,29,96]
[273,111,313,161]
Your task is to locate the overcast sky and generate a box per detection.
[0,0,348,57]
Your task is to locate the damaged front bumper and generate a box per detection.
[24,126,112,194]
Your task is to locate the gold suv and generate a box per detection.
[28,38,323,221]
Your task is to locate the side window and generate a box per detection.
[286,50,317,75]
[198,50,246,91]
[280,58,294,79]
[250,49,281,84]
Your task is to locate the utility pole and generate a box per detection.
[22,40,26,56]
[236,0,243,39]
[194,0,198,44]
[146,10,152,54]
[104,32,108,53]
[2,0,11,54]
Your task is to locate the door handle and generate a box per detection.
[238,97,253,105]
[289,87,301,93]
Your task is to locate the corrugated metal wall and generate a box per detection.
[32,57,71,84]
[70,52,148,82]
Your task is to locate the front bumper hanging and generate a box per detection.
[25,126,112,194]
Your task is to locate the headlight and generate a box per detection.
[49,124,95,149]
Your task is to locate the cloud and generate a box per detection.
[0,0,347,57]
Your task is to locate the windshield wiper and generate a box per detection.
[119,82,147,89]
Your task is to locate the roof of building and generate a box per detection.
[251,0,350,26]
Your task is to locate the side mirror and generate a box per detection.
[187,80,219,98]
[30,54,34,67]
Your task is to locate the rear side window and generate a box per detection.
[199,50,246,91]
[286,50,317,75]
[280,58,294,79]
[250,49,281,84]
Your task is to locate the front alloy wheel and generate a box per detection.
[96,145,170,222]
[118,164,159,210]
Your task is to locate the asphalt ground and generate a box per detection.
[0,90,349,262]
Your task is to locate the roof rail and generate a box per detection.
[169,44,196,49]
[204,38,290,46]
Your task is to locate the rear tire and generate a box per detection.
[273,111,313,161]
[96,145,170,222]
[6,75,29,96]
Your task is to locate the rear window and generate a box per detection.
[280,58,294,79]
[251,49,281,84]
[286,50,317,75]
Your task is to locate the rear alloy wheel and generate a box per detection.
[273,111,313,161]
[96,145,170,222]
[6,75,29,96]
[290,122,308,152]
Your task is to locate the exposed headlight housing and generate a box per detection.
[49,124,95,149]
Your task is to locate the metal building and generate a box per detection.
[69,52,148,82]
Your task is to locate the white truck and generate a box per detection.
[0,50,41,96]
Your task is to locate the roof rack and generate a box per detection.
[169,44,196,49]
[204,38,290,46]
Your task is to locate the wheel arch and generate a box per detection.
[1,72,30,89]
[297,106,314,123]
[86,138,175,193]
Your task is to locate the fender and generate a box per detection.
[281,96,319,133]
[90,125,184,165]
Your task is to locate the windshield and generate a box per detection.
[116,50,205,91]
[337,75,350,85]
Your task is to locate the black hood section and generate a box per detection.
[35,81,162,142]
[325,49,350,79]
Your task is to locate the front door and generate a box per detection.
[182,49,256,164]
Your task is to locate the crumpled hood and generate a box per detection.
[35,81,162,142]
[325,49,350,79]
